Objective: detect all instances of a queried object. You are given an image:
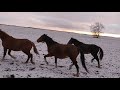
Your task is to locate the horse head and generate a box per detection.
[67,38,74,45]
[37,34,48,43]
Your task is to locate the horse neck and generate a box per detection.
[74,40,84,47]
[0,32,11,41]
[45,38,58,48]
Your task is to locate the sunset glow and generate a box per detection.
[0,12,120,38]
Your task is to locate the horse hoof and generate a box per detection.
[32,62,35,65]
[73,73,79,77]
[13,57,16,59]
[46,62,49,65]
[98,66,101,68]
[69,67,71,70]
[55,66,57,68]
[24,62,28,64]
[11,56,16,59]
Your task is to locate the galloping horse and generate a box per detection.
[37,34,88,77]
[67,38,104,68]
[0,29,39,64]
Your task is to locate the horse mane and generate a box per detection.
[44,34,58,44]
[0,29,8,35]
[71,38,84,44]
[0,29,11,39]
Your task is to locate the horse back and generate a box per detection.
[2,37,33,51]
[82,44,100,54]
[48,44,79,59]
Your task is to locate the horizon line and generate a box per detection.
[0,23,120,38]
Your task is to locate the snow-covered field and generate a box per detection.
[0,24,120,78]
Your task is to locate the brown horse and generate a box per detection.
[0,29,39,64]
[37,34,88,77]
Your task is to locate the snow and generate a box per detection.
[0,24,120,78]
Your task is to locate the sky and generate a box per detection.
[0,12,120,37]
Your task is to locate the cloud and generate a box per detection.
[33,12,120,24]
[0,12,34,25]
[105,24,120,34]
[30,16,79,29]
[0,12,120,34]
[0,12,82,30]
[28,13,93,30]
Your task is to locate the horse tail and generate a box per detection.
[32,42,39,55]
[80,50,89,73]
[98,47,104,60]
[99,47,104,60]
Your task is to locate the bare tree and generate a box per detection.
[90,22,104,38]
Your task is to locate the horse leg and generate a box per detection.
[30,54,35,64]
[44,54,52,65]
[22,50,33,64]
[2,48,7,60]
[55,57,57,68]
[25,55,30,64]
[92,53,101,68]
[91,52,95,63]
[91,58,95,63]
[8,49,16,59]
[91,51,99,63]
[74,61,79,77]
[69,63,74,70]
[95,56,101,68]
[71,58,79,77]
